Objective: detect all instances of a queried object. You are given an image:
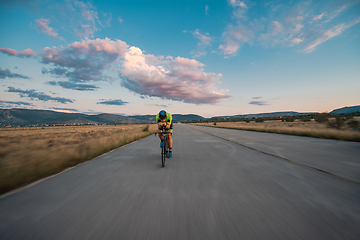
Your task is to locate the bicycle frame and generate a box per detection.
[160,129,169,167]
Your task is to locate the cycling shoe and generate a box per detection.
[160,141,163,148]
[168,151,172,158]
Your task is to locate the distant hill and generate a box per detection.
[211,111,316,120]
[0,109,204,126]
[1,105,359,126]
[330,105,360,114]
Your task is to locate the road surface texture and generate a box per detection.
[1,124,360,240]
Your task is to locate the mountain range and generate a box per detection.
[0,109,204,126]
[0,105,359,126]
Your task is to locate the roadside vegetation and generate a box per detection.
[187,113,360,142]
[0,124,157,195]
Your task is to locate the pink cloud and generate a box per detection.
[0,48,36,58]
[40,38,128,83]
[35,18,64,40]
[171,57,205,69]
[0,48,18,56]
[119,47,230,104]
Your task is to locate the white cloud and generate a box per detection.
[190,29,213,57]
[303,17,360,53]
[228,0,247,8]
[205,5,209,15]
[51,0,109,39]
[228,0,248,18]
[324,5,348,23]
[219,24,253,55]
[313,13,325,21]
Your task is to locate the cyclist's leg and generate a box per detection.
[167,133,172,148]
[167,122,173,149]
[158,129,163,140]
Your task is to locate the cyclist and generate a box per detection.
[156,110,173,158]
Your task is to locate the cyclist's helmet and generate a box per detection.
[159,110,167,120]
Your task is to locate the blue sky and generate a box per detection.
[0,0,359,118]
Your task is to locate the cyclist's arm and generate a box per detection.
[165,114,172,129]
[156,114,164,129]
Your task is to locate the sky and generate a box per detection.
[0,0,359,118]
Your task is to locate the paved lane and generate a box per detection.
[191,124,360,182]
[1,124,360,239]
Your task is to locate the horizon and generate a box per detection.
[1,0,360,118]
[2,104,358,119]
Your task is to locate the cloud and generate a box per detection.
[35,18,64,40]
[52,107,79,112]
[323,5,348,23]
[119,47,230,104]
[218,1,360,55]
[46,80,98,91]
[0,100,33,106]
[249,100,268,106]
[258,21,285,44]
[189,29,213,57]
[118,16,123,23]
[205,5,209,15]
[97,99,128,106]
[219,24,254,55]
[155,104,168,108]
[0,48,36,58]
[252,97,262,99]
[40,37,128,83]
[229,0,247,8]
[313,13,325,21]
[0,68,31,79]
[6,87,73,103]
[303,17,360,53]
[193,29,213,46]
[228,0,248,18]
[57,1,104,39]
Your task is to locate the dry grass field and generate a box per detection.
[191,118,360,142]
[0,124,157,195]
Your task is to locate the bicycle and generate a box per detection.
[159,128,170,168]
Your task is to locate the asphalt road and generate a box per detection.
[1,124,360,240]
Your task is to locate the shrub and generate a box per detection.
[255,117,264,123]
[301,116,310,122]
[347,120,359,129]
[345,115,354,121]
[285,116,295,122]
[314,114,328,123]
[142,125,149,132]
[245,119,250,123]
[214,122,217,126]
[327,116,344,129]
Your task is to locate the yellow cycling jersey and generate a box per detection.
[156,112,172,124]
